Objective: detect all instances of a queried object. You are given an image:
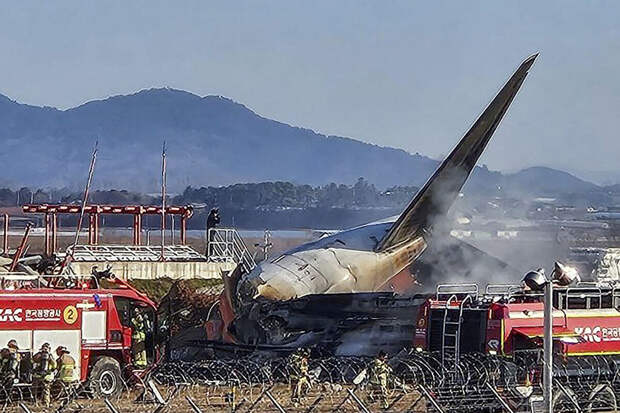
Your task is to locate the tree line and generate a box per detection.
[0,179,419,211]
[174,178,419,210]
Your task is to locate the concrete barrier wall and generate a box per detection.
[70,261,235,280]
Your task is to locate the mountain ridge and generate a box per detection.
[0,88,601,196]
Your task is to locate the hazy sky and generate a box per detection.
[1,1,619,183]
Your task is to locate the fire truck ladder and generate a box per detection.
[440,294,473,373]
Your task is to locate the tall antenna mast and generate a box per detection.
[160,141,167,261]
[60,141,97,273]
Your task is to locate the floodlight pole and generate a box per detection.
[160,141,167,261]
[543,279,553,413]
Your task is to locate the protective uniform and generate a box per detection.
[0,340,20,394]
[131,310,148,368]
[368,352,392,409]
[206,208,221,256]
[289,349,310,405]
[55,347,76,384]
[33,343,56,407]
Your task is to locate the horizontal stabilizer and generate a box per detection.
[377,54,537,252]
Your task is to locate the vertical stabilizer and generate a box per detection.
[377,54,537,252]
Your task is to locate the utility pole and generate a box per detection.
[543,278,553,413]
[160,141,167,261]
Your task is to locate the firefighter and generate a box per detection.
[368,350,392,409]
[32,343,56,407]
[0,340,20,394]
[289,348,311,406]
[55,346,76,385]
[205,207,220,256]
[131,307,148,368]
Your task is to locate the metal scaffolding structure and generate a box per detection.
[22,203,194,255]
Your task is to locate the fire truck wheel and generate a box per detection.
[89,357,123,398]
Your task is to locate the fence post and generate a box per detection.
[18,402,32,413]
[418,385,445,413]
[485,382,515,413]
[185,395,204,413]
[148,379,166,405]
[346,389,371,413]
[244,385,272,413]
[265,390,287,413]
[104,398,122,413]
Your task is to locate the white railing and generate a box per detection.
[207,228,256,274]
[67,244,206,262]
[436,283,479,301]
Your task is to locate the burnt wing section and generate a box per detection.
[377,54,538,252]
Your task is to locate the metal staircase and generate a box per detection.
[207,228,257,274]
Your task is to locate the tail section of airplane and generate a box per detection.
[376,54,537,252]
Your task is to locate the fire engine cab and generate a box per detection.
[414,277,620,362]
[0,270,158,398]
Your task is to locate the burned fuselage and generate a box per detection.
[237,219,426,304]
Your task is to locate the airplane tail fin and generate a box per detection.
[376,54,537,252]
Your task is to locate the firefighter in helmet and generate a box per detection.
[368,350,392,409]
[131,307,148,368]
[0,340,20,393]
[205,207,221,256]
[33,343,56,407]
[55,346,76,386]
[289,347,311,406]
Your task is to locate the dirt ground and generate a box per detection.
[3,383,426,413]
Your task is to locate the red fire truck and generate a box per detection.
[413,279,620,360]
[0,271,158,398]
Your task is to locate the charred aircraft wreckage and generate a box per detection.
[206,54,538,355]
